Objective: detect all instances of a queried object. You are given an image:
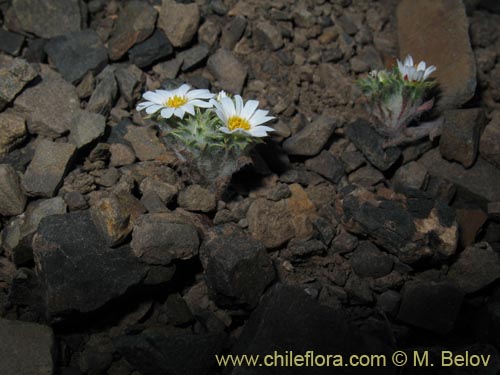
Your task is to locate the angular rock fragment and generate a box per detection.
[107,0,158,60]
[0,58,38,111]
[202,232,276,309]
[0,318,55,375]
[124,125,167,161]
[439,108,486,168]
[207,48,247,94]
[0,111,26,156]
[397,0,477,109]
[448,242,500,293]
[177,44,210,72]
[12,0,81,38]
[398,280,464,334]
[283,116,338,156]
[220,16,246,50]
[158,0,200,48]
[178,185,216,213]
[392,161,429,190]
[14,69,80,138]
[33,211,172,318]
[304,150,344,183]
[0,164,27,216]
[131,213,200,265]
[68,111,106,149]
[44,29,108,84]
[349,241,393,278]
[86,67,117,116]
[345,119,401,171]
[480,112,500,169]
[253,20,284,50]
[115,64,144,105]
[128,30,173,68]
[337,185,458,264]
[22,139,76,198]
[0,29,25,56]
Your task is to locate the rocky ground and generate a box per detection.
[1,0,500,374]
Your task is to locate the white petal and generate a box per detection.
[219,127,232,134]
[184,104,195,116]
[405,55,413,67]
[190,99,213,108]
[145,104,163,114]
[176,84,191,96]
[221,96,235,118]
[241,99,260,119]
[249,110,274,126]
[248,126,272,137]
[143,91,164,104]
[136,101,154,111]
[423,65,436,79]
[417,61,426,71]
[160,108,175,118]
[234,95,244,115]
[174,107,185,119]
[187,89,215,100]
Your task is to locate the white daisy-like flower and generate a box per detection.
[397,55,436,82]
[216,90,228,101]
[212,95,274,137]
[136,84,215,119]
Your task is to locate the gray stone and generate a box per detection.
[480,112,500,169]
[198,19,221,47]
[124,125,167,161]
[304,150,344,183]
[33,211,172,318]
[254,21,284,50]
[68,111,106,149]
[397,0,477,109]
[202,232,276,309]
[340,150,366,173]
[131,213,200,265]
[448,242,500,293]
[14,69,80,138]
[158,0,200,48]
[283,115,338,156]
[348,165,385,187]
[2,197,67,265]
[152,58,183,81]
[178,184,216,213]
[398,280,464,334]
[177,44,210,72]
[207,48,247,94]
[115,64,144,105]
[12,0,81,38]
[220,16,246,50]
[0,111,26,156]
[376,290,401,316]
[107,0,158,60]
[0,30,25,56]
[345,118,401,171]
[44,29,108,84]
[392,161,429,190]
[419,148,500,203]
[86,67,118,116]
[349,241,394,278]
[440,108,486,168]
[128,30,173,68]
[110,143,136,167]
[0,58,38,111]
[0,164,26,216]
[0,318,55,375]
[22,139,76,198]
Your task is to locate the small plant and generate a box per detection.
[357,55,441,147]
[136,84,274,196]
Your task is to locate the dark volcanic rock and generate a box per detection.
[220,16,246,50]
[0,318,55,375]
[349,241,393,278]
[128,30,174,68]
[178,185,216,213]
[337,185,458,264]
[448,242,500,293]
[14,69,80,138]
[32,211,172,318]
[0,29,25,56]
[0,58,38,111]
[230,283,395,375]
[177,44,210,72]
[345,119,401,171]
[115,64,145,105]
[0,111,26,156]
[86,67,118,116]
[68,110,106,149]
[45,29,108,84]
[207,48,247,94]
[397,0,476,109]
[397,280,464,334]
[0,164,27,216]
[439,108,486,168]
[158,0,200,48]
[304,150,344,183]
[131,213,200,265]
[107,0,158,60]
[123,125,167,161]
[22,139,76,198]
[283,115,338,156]
[12,0,81,38]
[115,329,226,375]
[202,232,276,309]
[254,20,284,50]
[480,113,500,169]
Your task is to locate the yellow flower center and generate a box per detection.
[228,116,251,131]
[166,95,188,108]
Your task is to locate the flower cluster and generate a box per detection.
[136,84,274,196]
[357,55,439,147]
